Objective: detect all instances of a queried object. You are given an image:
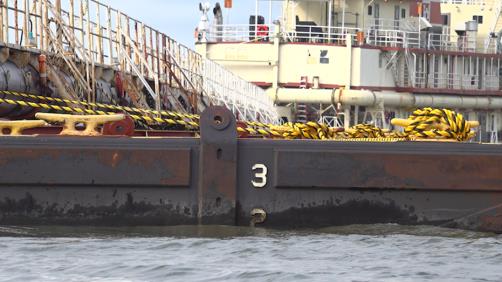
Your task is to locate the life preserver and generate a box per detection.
[257,25,269,40]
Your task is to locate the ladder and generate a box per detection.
[46,1,94,102]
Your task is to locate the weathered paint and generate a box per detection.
[0,107,501,233]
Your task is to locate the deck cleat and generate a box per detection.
[35,113,126,136]
[0,120,48,136]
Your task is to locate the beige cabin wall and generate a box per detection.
[278,44,346,85]
[196,43,275,83]
[284,0,411,29]
[197,42,397,88]
[295,1,327,25]
[352,48,395,87]
[441,3,494,41]
[369,0,410,21]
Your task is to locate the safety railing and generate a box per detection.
[365,18,423,32]
[427,33,495,53]
[205,23,425,49]
[484,38,498,54]
[440,0,486,4]
[413,72,500,90]
[206,24,359,44]
[208,24,276,43]
[366,29,421,48]
[289,25,359,44]
[483,75,500,90]
[203,58,277,123]
[0,0,279,123]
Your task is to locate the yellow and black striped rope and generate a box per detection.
[330,137,406,142]
[0,97,109,115]
[0,95,476,142]
[237,126,282,138]
[0,90,199,122]
[0,97,199,128]
[404,108,474,141]
[237,107,475,142]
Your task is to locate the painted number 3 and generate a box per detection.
[251,164,268,188]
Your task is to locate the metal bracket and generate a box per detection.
[198,106,237,225]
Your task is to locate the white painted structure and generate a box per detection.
[196,0,502,141]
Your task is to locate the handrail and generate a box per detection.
[0,0,279,123]
[45,0,93,102]
[119,27,160,111]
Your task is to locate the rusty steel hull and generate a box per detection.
[0,107,502,233]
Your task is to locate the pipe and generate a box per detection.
[270,88,502,110]
[38,54,47,87]
[47,65,79,101]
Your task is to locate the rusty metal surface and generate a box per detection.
[16,126,196,137]
[0,136,200,225]
[102,116,136,136]
[0,106,502,233]
[0,137,191,186]
[274,146,502,191]
[236,139,502,233]
[0,186,199,226]
[198,106,237,225]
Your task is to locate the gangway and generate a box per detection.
[0,0,279,124]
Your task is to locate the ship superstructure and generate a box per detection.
[196,0,502,142]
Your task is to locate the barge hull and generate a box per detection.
[0,107,501,233]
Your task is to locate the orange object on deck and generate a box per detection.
[38,54,47,87]
[224,0,232,9]
[356,31,365,45]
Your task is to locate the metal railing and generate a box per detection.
[413,72,500,90]
[440,0,486,4]
[366,29,420,48]
[287,25,359,44]
[203,59,277,123]
[365,17,427,33]
[206,23,423,48]
[427,33,492,53]
[205,22,502,54]
[0,0,279,124]
[208,24,276,43]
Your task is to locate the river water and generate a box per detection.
[0,225,501,282]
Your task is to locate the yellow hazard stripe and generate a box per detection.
[0,97,199,128]
[0,90,199,122]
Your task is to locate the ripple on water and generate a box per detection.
[0,225,501,282]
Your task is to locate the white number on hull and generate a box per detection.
[252,164,268,188]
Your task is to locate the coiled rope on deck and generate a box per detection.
[238,108,477,142]
[0,90,477,142]
[402,107,475,141]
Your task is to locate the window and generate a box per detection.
[473,15,483,24]
[442,14,450,26]
[368,5,373,16]
[401,9,406,19]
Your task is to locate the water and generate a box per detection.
[0,225,501,282]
